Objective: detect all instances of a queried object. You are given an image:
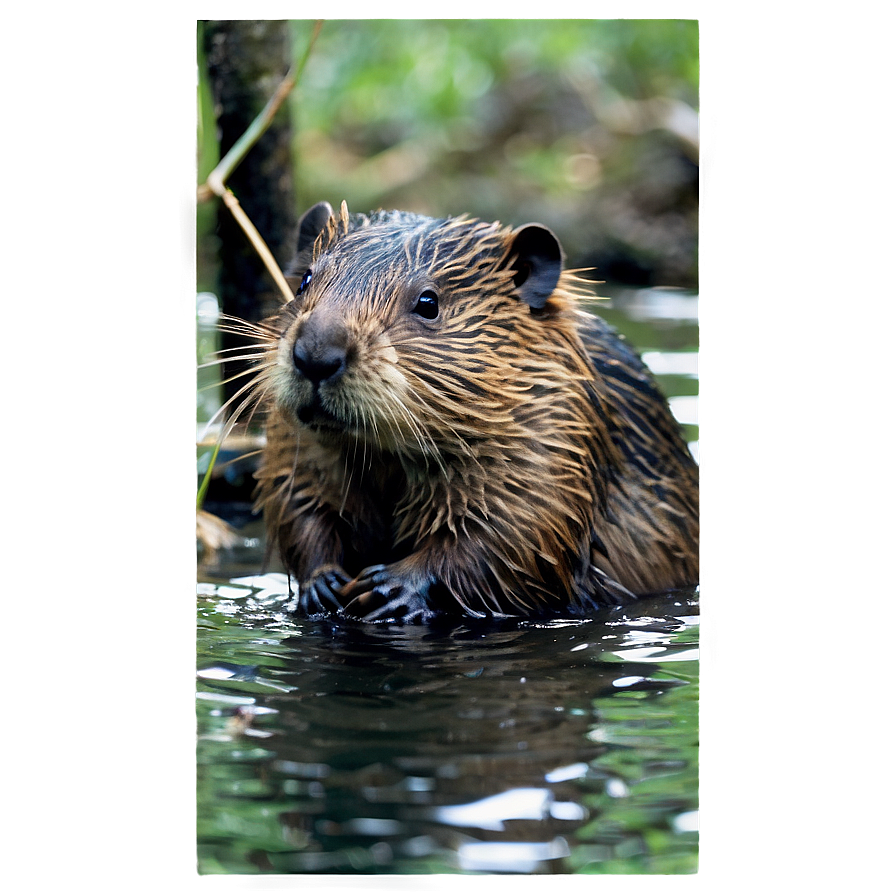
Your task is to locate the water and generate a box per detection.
[196,285,699,875]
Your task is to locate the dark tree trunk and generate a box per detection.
[202,20,297,405]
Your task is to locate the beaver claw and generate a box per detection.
[296,566,351,616]
[339,564,435,623]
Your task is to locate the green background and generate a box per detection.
[0,2,894,894]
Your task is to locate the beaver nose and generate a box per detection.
[292,312,349,386]
[292,341,346,385]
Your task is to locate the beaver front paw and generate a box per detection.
[295,565,351,617]
[339,564,436,624]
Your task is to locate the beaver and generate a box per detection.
[247,200,698,623]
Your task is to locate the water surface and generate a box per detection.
[197,577,697,874]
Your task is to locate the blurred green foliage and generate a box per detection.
[282,19,698,285]
[198,19,698,287]
[290,19,697,136]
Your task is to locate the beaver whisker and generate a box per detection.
[373,396,408,450]
[202,367,272,437]
[216,321,275,336]
[400,401,484,473]
[361,413,375,475]
[204,376,267,435]
[355,399,380,454]
[338,437,356,517]
[210,362,273,393]
[239,381,273,432]
[198,355,262,372]
[384,398,442,473]
[354,406,372,478]
[196,380,228,395]
[218,313,278,335]
[214,333,276,356]
[218,381,272,444]
[205,340,273,357]
[258,429,304,554]
[197,350,268,371]
[375,391,420,449]
[210,353,274,377]
[387,397,449,476]
[209,345,274,376]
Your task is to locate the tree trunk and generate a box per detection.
[202,20,297,405]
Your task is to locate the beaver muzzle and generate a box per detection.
[290,311,351,428]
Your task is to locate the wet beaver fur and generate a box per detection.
[247,200,698,623]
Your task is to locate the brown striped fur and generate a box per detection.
[243,201,698,623]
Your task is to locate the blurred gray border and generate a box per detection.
[0,0,894,894]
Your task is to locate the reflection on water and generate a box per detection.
[196,286,699,874]
[197,572,698,874]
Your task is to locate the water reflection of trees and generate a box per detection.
[198,590,698,873]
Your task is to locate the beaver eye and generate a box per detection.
[412,289,439,320]
[296,269,313,297]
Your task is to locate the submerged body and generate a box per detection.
[251,201,698,623]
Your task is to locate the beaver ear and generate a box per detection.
[506,224,564,310]
[296,201,334,253]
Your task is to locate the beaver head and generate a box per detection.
[266,201,590,466]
